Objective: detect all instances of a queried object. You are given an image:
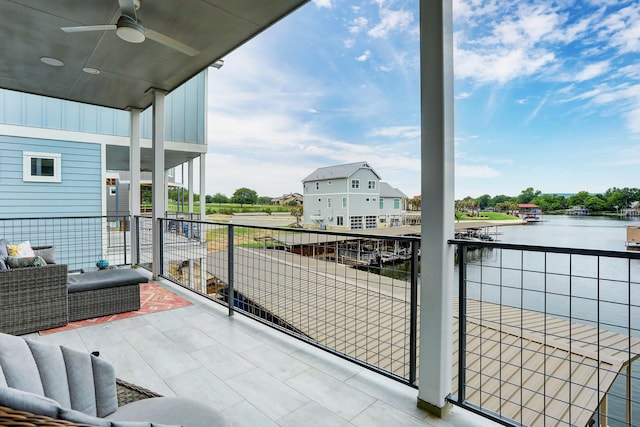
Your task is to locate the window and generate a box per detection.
[109,187,117,196]
[337,216,344,226]
[342,197,347,208]
[394,199,400,209]
[365,216,377,228]
[379,199,384,209]
[315,182,320,191]
[328,180,332,185]
[327,198,332,208]
[350,216,363,229]
[351,179,360,189]
[368,180,376,189]
[23,152,61,183]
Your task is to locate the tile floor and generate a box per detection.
[26,278,499,427]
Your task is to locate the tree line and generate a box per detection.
[453,187,640,213]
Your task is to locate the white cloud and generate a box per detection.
[456,164,501,178]
[343,38,355,48]
[368,8,414,39]
[349,17,368,34]
[356,50,371,62]
[369,126,420,139]
[574,61,610,82]
[312,0,332,9]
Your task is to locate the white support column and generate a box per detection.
[152,90,167,280]
[188,158,194,216]
[199,153,206,221]
[417,0,455,417]
[188,259,195,289]
[200,256,207,294]
[129,108,142,266]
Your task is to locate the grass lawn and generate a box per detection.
[457,211,520,221]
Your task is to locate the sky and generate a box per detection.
[202,0,640,200]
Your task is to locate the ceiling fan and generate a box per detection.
[61,0,200,56]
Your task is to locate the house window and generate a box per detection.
[351,179,360,189]
[379,199,384,209]
[23,152,61,183]
[394,199,400,209]
[327,198,332,208]
[350,216,363,229]
[368,180,376,189]
[328,180,332,185]
[337,216,344,226]
[109,187,117,196]
[365,216,377,229]
[342,197,347,208]
[315,182,320,191]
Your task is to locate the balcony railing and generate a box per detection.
[0,215,130,272]
[451,239,640,427]
[136,217,421,385]
[10,215,640,426]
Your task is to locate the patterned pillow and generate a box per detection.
[5,256,47,269]
[7,241,35,258]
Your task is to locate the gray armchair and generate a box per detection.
[0,332,230,426]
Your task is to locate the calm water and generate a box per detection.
[464,215,640,426]
[497,214,637,250]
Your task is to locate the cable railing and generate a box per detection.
[136,217,421,385]
[0,215,130,272]
[451,239,640,427]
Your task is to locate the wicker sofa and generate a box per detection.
[0,264,68,335]
[0,332,230,426]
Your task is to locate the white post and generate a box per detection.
[152,90,167,280]
[200,256,207,294]
[417,0,455,417]
[129,108,141,266]
[199,153,206,221]
[188,158,194,216]
[188,258,195,290]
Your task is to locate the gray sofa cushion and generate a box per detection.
[33,245,56,264]
[107,397,231,427]
[68,268,148,293]
[26,339,72,409]
[0,333,44,395]
[0,386,59,418]
[0,239,8,270]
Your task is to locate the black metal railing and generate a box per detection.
[451,239,640,427]
[144,217,421,385]
[0,215,131,272]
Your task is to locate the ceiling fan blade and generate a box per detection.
[145,29,200,56]
[118,0,137,19]
[61,24,117,33]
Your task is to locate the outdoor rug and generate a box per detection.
[40,282,192,335]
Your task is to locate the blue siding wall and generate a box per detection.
[0,71,206,144]
[0,136,102,217]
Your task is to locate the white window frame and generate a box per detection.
[337,216,344,226]
[368,180,376,189]
[380,199,384,209]
[342,197,347,208]
[351,179,360,189]
[394,198,401,209]
[327,198,332,208]
[23,151,61,183]
[315,182,320,191]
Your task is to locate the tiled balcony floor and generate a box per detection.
[25,278,498,427]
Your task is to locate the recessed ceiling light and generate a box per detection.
[40,57,64,67]
[83,67,100,75]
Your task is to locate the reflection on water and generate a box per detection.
[458,216,640,426]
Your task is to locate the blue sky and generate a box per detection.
[203,0,640,200]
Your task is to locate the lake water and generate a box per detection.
[464,215,640,426]
[496,214,637,251]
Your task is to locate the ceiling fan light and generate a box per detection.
[116,15,145,43]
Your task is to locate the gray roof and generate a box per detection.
[379,182,407,199]
[302,161,381,182]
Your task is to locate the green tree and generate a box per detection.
[290,206,303,227]
[257,196,272,205]
[567,191,591,207]
[210,193,229,204]
[491,194,514,206]
[517,187,542,204]
[475,194,492,209]
[585,195,607,212]
[531,194,567,212]
[231,187,258,207]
